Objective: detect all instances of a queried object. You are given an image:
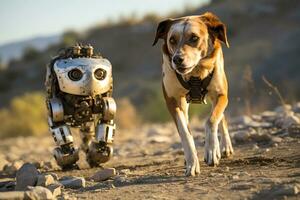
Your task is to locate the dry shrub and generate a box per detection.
[0,92,48,138]
[115,98,139,129]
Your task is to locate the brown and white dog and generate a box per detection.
[153,12,234,176]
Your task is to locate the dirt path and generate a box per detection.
[0,117,299,199]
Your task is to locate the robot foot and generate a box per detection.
[86,142,113,168]
[53,144,79,170]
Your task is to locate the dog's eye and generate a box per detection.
[169,37,176,45]
[190,35,199,43]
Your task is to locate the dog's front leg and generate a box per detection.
[175,107,200,176]
[205,95,228,166]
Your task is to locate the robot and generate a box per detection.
[45,44,116,169]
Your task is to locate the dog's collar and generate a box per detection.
[176,69,214,104]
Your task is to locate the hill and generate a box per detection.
[0,0,299,121]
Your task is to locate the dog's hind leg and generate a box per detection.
[219,115,234,158]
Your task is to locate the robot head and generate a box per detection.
[52,45,113,96]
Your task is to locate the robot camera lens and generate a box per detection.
[94,68,106,80]
[68,68,83,81]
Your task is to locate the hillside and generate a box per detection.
[0,0,299,121]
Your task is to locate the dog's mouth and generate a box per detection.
[175,65,195,75]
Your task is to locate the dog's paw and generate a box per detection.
[185,156,200,176]
[204,138,221,166]
[221,136,234,158]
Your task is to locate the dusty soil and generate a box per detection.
[0,118,300,200]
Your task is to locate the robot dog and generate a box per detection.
[45,44,116,169]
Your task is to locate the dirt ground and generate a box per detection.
[0,116,300,200]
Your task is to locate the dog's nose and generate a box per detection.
[173,55,184,65]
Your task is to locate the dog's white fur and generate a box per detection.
[154,13,234,176]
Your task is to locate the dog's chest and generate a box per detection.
[162,62,188,98]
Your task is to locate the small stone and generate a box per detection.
[265,148,270,152]
[275,104,292,113]
[25,186,53,200]
[113,175,127,186]
[59,176,85,189]
[231,175,239,180]
[90,168,116,182]
[0,158,9,171]
[119,169,130,175]
[250,132,272,143]
[15,163,39,191]
[0,191,25,199]
[46,183,62,198]
[231,183,254,190]
[36,174,55,187]
[252,144,260,150]
[225,167,230,172]
[232,130,252,143]
[271,136,283,143]
[3,161,23,175]
[271,184,299,197]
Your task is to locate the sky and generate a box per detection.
[0,0,209,45]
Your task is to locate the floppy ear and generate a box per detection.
[152,19,174,46]
[201,12,229,48]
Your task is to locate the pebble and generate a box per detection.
[15,163,39,191]
[46,183,62,198]
[36,174,55,187]
[90,168,116,182]
[0,191,25,199]
[25,186,53,200]
[3,161,23,175]
[59,176,86,189]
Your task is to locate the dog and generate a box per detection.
[153,12,234,176]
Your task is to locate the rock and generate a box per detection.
[46,183,62,198]
[231,183,254,190]
[119,169,130,175]
[59,176,85,189]
[90,168,116,182]
[0,191,25,200]
[275,111,300,129]
[231,175,239,180]
[3,161,23,175]
[36,174,55,187]
[274,104,292,113]
[15,163,39,191]
[232,129,256,143]
[113,175,128,186]
[25,186,53,200]
[260,111,277,122]
[288,123,300,137]
[0,181,16,192]
[257,184,299,198]
[250,132,272,143]
[230,115,272,128]
[0,155,9,171]
[230,116,253,125]
[271,136,283,144]
[293,102,300,113]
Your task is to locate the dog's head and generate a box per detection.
[153,12,229,75]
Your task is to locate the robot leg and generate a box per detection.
[86,121,115,167]
[48,117,79,169]
[87,97,116,167]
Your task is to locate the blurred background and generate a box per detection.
[0,0,299,138]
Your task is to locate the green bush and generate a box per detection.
[0,92,48,138]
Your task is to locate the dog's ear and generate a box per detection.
[200,12,229,48]
[152,19,174,46]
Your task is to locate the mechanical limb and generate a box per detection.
[79,122,95,153]
[86,97,116,167]
[47,98,79,170]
